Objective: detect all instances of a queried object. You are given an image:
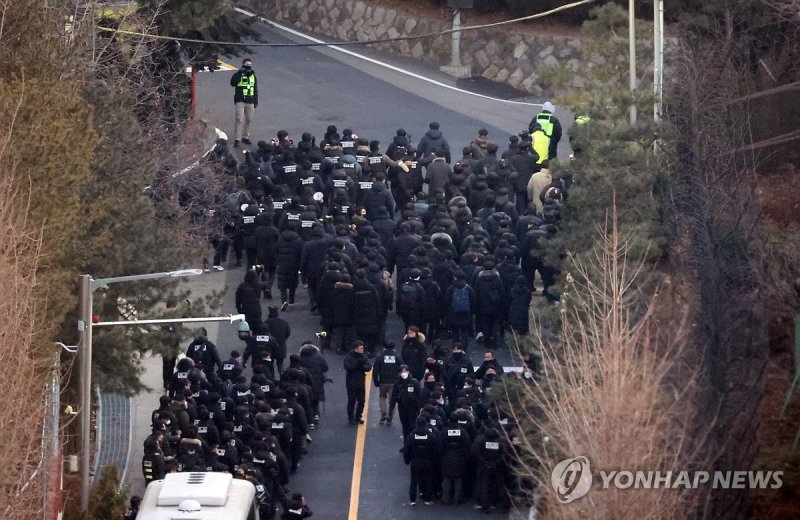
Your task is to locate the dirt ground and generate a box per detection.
[749,168,800,517]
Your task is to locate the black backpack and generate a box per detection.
[399,282,419,311]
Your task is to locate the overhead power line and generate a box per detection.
[96,0,597,47]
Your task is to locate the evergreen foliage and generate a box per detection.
[1,0,223,397]
[0,2,98,340]
[141,0,260,70]
[543,3,666,298]
[89,465,128,520]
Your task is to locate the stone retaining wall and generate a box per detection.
[241,0,587,97]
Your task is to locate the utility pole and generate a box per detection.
[450,9,463,69]
[78,275,93,513]
[77,268,241,513]
[653,0,664,123]
[439,0,472,79]
[628,0,637,124]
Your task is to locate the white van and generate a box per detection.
[137,472,259,520]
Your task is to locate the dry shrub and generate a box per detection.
[0,94,49,518]
[509,204,706,519]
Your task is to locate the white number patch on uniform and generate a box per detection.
[485,442,500,450]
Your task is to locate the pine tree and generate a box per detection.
[0,0,99,341]
[142,0,260,70]
[89,465,128,520]
[543,3,666,300]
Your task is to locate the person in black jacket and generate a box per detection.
[400,326,428,381]
[472,424,510,512]
[418,267,442,339]
[370,206,395,252]
[236,269,263,328]
[142,434,166,485]
[351,270,382,355]
[124,496,141,520]
[509,144,539,215]
[389,365,421,439]
[387,223,421,274]
[475,350,505,380]
[343,341,372,425]
[403,416,442,505]
[243,322,279,377]
[362,172,396,219]
[186,330,222,379]
[473,261,508,349]
[241,204,260,269]
[298,343,329,423]
[300,225,334,313]
[443,271,476,351]
[266,306,291,374]
[366,263,393,345]
[507,275,532,335]
[328,275,355,355]
[372,341,401,425]
[276,227,304,308]
[397,269,426,329]
[440,417,472,505]
[255,213,280,299]
[416,121,451,163]
[386,128,410,160]
[219,350,244,382]
[443,342,475,401]
[282,492,313,519]
[229,58,258,147]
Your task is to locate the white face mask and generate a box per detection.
[400,372,409,379]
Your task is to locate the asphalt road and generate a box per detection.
[189,17,561,519]
[195,19,573,161]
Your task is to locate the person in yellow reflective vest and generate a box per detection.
[229,58,258,148]
[570,113,591,157]
[529,123,550,166]
[528,101,562,160]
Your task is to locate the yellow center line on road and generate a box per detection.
[348,373,372,519]
[216,60,238,71]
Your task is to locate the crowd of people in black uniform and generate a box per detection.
[136,112,567,518]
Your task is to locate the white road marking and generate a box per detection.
[234,7,543,108]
